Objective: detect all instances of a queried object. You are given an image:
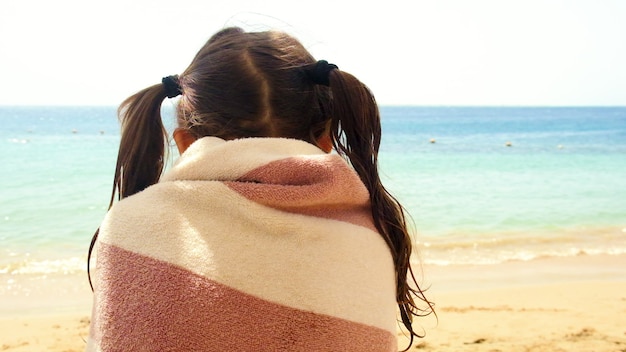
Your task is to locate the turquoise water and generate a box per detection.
[379,106,626,264]
[0,106,625,275]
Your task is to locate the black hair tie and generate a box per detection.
[305,60,338,86]
[162,75,182,98]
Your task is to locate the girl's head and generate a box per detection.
[95,26,434,348]
[176,27,330,145]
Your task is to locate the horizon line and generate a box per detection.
[1,104,626,108]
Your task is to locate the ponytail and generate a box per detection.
[327,70,434,349]
[87,83,170,289]
[113,85,169,199]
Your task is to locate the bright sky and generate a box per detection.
[1,0,625,106]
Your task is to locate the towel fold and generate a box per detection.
[88,137,398,352]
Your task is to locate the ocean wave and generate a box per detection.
[0,257,87,275]
[7,138,30,144]
[415,226,626,266]
[419,247,626,266]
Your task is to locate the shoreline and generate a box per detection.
[421,252,626,293]
[1,253,625,351]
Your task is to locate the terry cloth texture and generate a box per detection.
[87,137,398,352]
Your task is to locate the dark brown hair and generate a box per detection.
[88,26,434,349]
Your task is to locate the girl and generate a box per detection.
[87,27,433,351]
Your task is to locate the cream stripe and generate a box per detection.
[97,181,397,333]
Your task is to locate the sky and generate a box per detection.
[1,0,625,106]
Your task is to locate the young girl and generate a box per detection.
[87,27,433,351]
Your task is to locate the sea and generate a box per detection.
[1,105,625,307]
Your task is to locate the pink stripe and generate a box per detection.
[91,243,396,352]
[226,156,377,231]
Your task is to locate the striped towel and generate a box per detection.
[87,136,398,352]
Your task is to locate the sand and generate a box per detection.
[1,254,625,351]
[397,281,626,351]
[0,314,90,352]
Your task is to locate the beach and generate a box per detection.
[2,253,625,351]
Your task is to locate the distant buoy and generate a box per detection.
[99,130,105,135]
[429,138,436,144]
[72,129,78,134]
[505,141,512,147]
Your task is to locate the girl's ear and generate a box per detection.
[173,128,197,154]
[317,133,333,153]
[316,119,333,153]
